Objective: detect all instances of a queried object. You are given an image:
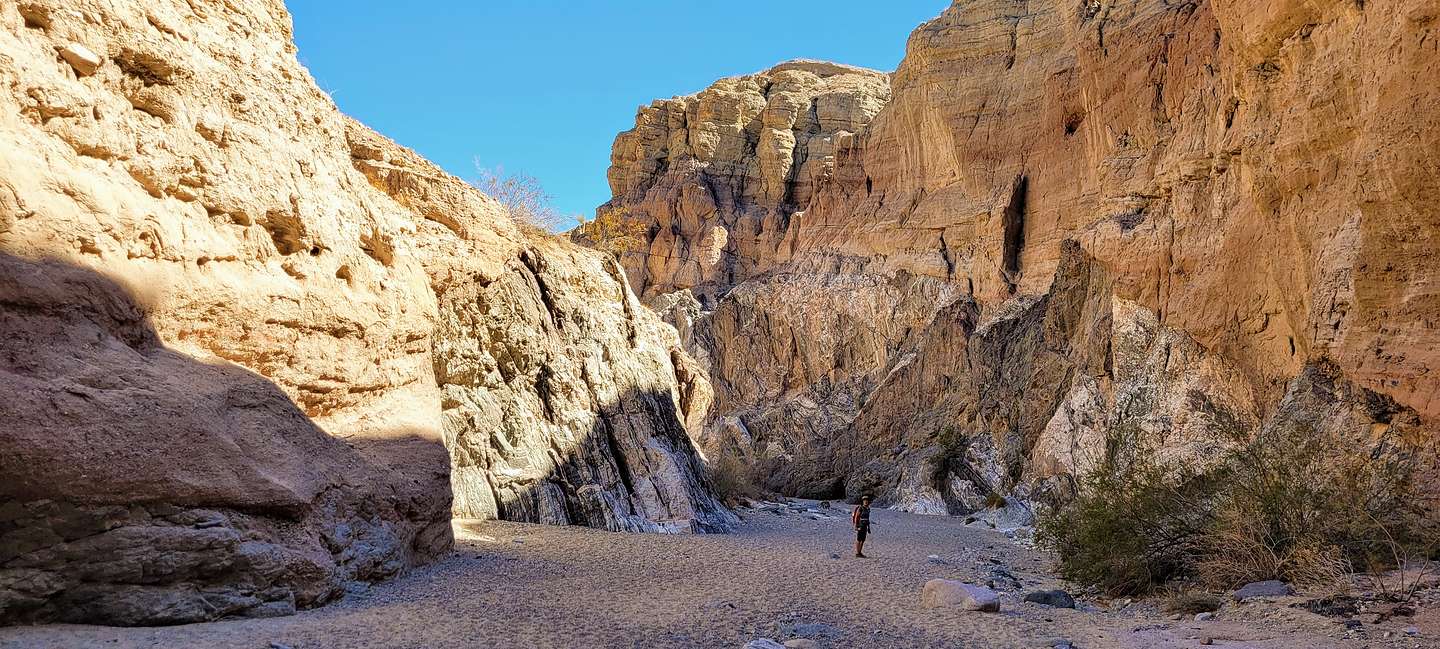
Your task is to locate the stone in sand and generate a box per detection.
[1023,589,1076,608]
[986,567,1023,591]
[1233,580,1293,601]
[743,640,786,649]
[921,579,1001,612]
[775,621,839,638]
[964,498,1036,531]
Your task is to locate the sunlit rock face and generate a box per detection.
[0,0,728,626]
[606,60,892,305]
[601,0,1440,506]
[347,127,734,537]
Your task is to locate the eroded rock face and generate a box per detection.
[0,0,728,626]
[344,124,733,536]
[602,0,1439,506]
[606,60,891,303]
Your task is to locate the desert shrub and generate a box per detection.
[1040,423,1434,595]
[471,164,574,234]
[1039,452,1218,595]
[707,453,761,506]
[1198,426,1428,590]
[574,206,648,259]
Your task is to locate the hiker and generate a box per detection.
[852,495,872,558]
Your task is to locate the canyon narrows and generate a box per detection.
[602,0,1439,513]
[0,0,729,626]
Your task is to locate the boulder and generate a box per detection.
[1023,589,1076,609]
[921,580,1001,612]
[964,498,1036,531]
[1233,581,1294,601]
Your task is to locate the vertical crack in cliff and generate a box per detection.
[1004,13,1022,70]
[519,248,562,329]
[1150,34,1174,125]
[1001,175,1029,292]
[1095,2,1114,55]
[540,434,580,525]
[536,363,559,423]
[937,229,955,277]
[600,415,640,518]
[778,97,823,209]
[603,256,639,347]
[582,367,638,516]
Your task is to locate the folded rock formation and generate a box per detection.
[600,0,1439,507]
[0,0,730,626]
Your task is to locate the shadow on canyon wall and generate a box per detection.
[0,249,733,626]
[0,251,451,625]
[434,245,737,535]
[487,383,734,533]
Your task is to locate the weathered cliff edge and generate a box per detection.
[0,0,730,626]
[603,1,1439,508]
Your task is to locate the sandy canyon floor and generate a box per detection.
[2,502,1435,649]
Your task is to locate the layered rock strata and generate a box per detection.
[0,0,729,626]
[602,0,1439,507]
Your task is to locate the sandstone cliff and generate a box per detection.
[607,60,891,305]
[0,0,730,626]
[603,1,1439,508]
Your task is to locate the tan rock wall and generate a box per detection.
[603,0,1439,504]
[0,0,729,626]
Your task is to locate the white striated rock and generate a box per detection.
[921,580,1001,612]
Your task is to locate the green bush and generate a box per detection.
[1039,424,1433,596]
[1038,454,1217,595]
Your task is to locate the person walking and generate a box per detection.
[852,495,873,558]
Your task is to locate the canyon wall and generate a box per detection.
[603,0,1439,506]
[0,0,729,626]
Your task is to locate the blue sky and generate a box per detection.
[287,2,946,220]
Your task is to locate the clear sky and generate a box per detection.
[287,1,946,221]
